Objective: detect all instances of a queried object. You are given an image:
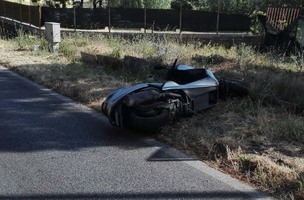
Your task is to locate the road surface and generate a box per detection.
[0,66,271,200]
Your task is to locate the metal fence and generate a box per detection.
[42,7,250,32]
[0,0,251,32]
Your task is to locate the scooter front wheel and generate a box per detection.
[219,79,249,99]
[127,108,171,131]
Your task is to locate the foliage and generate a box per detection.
[143,0,171,9]
[172,0,304,14]
[108,0,142,8]
[171,0,193,10]
[106,0,171,9]
[16,29,36,50]
[15,29,48,52]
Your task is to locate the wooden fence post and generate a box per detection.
[179,0,183,39]
[29,5,31,27]
[73,6,76,31]
[19,3,22,22]
[144,4,146,34]
[108,7,111,33]
[3,1,6,18]
[216,0,220,34]
[38,5,41,29]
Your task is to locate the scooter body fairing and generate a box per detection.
[102,83,150,118]
[102,65,219,124]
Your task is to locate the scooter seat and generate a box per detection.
[147,83,163,89]
[168,68,207,85]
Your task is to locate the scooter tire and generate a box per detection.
[219,79,249,99]
[128,109,170,131]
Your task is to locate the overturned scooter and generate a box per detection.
[102,60,249,131]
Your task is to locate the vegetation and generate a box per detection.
[107,0,171,9]
[0,29,304,200]
[9,0,304,12]
[175,0,304,13]
[104,0,304,13]
[105,0,304,13]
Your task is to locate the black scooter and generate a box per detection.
[102,60,249,130]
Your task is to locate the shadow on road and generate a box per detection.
[0,67,152,153]
[0,191,261,199]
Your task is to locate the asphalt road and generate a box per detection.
[0,66,271,200]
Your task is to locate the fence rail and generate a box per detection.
[0,0,251,32]
[0,0,41,27]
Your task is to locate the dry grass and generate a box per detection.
[1,32,304,199]
[157,99,304,199]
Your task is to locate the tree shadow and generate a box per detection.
[0,65,204,166]
[215,62,304,113]
[0,66,153,153]
[214,63,304,162]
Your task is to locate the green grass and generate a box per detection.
[15,30,47,52]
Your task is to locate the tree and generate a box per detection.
[186,0,304,13]
[171,0,193,10]
[107,0,143,8]
[143,0,171,9]
[100,0,171,9]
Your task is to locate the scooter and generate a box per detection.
[102,60,248,130]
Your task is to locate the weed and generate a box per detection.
[233,43,255,76]
[71,32,91,47]
[107,36,127,50]
[108,48,121,59]
[298,178,304,191]
[60,40,78,61]
[296,175,304,199]
[257,106,304,144]
[14,30,47,51]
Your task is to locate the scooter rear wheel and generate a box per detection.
[127,107,171,131]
